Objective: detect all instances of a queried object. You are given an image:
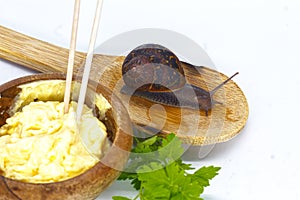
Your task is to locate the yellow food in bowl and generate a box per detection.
[0,80,111,183]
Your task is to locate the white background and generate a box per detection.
[0,0,299,199]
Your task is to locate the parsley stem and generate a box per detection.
[133,193,139,200]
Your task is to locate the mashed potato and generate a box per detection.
[0,81,111,183]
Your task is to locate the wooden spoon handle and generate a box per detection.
[0,25,85,73]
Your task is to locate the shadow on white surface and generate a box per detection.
[182,124,249,162]
[201,194,225,200]
[97,180,137,200]
[204,126,249,161]
[98,181,224,200]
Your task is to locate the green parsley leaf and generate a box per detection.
[132,136,160,154]
[157,134,184,165]
[192,166,221,187]
[113,133,221,200]
[137,161,204,200]
[117,172,140,190]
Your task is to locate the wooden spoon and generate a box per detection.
[0,25,249,145]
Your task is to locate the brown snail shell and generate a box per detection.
[122,44,186,92]
[121,44,238,115]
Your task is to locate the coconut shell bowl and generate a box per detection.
[0,73,133,200]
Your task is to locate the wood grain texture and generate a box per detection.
[0,25,249,145]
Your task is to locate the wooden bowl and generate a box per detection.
[0,73,133,200]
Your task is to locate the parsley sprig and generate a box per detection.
[113,134,220,200]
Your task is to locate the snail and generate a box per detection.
[121,44,238,115]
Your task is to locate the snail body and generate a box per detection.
[121,44,238,115]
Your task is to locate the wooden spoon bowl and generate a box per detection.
[0,25,249,145]
[0,73,133,200]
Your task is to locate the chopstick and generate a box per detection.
[76,0,104,121]
[63,0,81,113]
